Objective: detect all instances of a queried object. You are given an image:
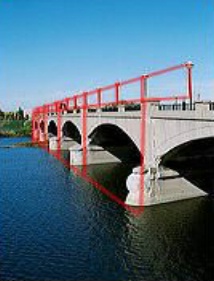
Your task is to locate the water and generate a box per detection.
[1,137,214,281]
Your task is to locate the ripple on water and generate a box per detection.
[1,137,214,281]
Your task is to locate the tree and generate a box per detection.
[0,109,4,120]
[17,107,24,120]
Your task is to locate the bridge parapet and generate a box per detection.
[146,101,214,172]
[150,101,214,120]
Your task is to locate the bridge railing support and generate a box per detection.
[185,61,194,102]
[82,92,88,167]
[32,61,195,207]
[55,101,62,151]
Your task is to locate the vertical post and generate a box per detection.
[65,98,69,112]
[73,96,77,111]
[115,82,120,105]
[97,88,102,108]
[43,104,48,143]
[82,92,88,167]
[139,75,147,206]
[141,75,147,100]
[38,107,42,142]
[32,109,35,142]
[56,102,61,151]
[35,108,38,142]
[185,61,194,102]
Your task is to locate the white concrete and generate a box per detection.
[125,167,207,206]
[46,102,214,169]
[70,145,121,166]
[43,101,214,206]
[61,137,78,150]
[144,177,206,206]
[49,137,58,150]
[126,168,151,206]
[146,102,214,167]
[49,136,79,150]
[39,132,45,142]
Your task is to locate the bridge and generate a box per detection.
[32,62,210,207]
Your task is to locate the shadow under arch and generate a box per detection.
[161,137,214,194]
[40,120,45,133]
[48,120,57,136]
[62,121,81,144]
[88,123,141,164]
[35,121,38,130]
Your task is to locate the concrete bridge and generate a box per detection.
[32,62,210,206]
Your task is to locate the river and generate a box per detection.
[1,137,213,281]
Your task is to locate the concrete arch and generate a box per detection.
[157,125,214,159]
[162,136,214,161]
[88,123,141,164]
[48,120,57,136]
[61,118,81,134]
[62,121,81,144]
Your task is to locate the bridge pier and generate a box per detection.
[69,145,121,166]
[32,129,40,142]
[39,132,46,142]
[49,136,79,150]
[125,166,207,206]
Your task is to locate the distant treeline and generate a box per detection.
[0,107,29,121]
[0,107,31,137]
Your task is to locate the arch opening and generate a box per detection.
[62,121,81,144]
[35,121,38,130]
[48,120,57,137]
[161,137,214,194]
[40,120,45,133]
[88,124,141,164]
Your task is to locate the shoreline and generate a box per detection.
[0,131,31,138]
[0,141,40,148]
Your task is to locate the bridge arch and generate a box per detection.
[48,120,57,136]
[157,125,214,160]
[62,121,81,144]
[162,136,214,162]
[88,123,141,164]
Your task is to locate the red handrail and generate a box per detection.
[32,61,193,116]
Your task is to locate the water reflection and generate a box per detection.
[124,198,213,281]
[1,137,214,281]
[84,163,132,200]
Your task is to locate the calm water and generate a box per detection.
[1,137,214,281]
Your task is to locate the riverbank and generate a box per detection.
[0,141,40,148]
[0,120,31,137]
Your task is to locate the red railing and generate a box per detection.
[32,61,193,143]
[32,61,193,116]
[31,61,194,208]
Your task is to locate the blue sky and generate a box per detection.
[0,0,213,110]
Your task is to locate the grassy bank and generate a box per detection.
[0,120,32,137]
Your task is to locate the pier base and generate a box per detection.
[39,132,45,142]
[126,167,207,206]
[70,145,121,166]
[49,136,78,150]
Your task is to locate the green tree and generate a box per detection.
[0,109,4,120]
[17,107,24,120]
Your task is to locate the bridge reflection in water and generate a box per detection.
[1,137,213,281]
